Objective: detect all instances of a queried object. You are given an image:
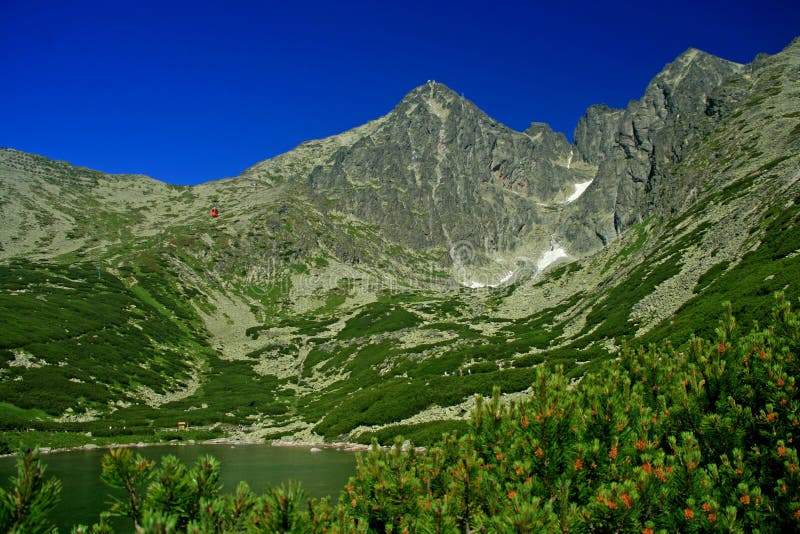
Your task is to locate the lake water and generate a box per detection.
[0,443,357,531]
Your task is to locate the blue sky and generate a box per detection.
[1,1,798,185]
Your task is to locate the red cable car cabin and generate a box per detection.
[210,207,219,218]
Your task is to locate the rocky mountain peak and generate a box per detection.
[392,81,482,126]
[564,45,749,254]
[295,78,587,255]
[399,81,462,105]
[646,47,743,101]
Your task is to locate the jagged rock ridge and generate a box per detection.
[563,48,744,251]
[247,81,589,258]
[243,49,749,260]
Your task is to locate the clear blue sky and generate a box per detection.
[1,1,797,185]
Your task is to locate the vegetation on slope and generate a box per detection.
[0,260,204,420]
[3,295,799,532]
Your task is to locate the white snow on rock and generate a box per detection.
[461,245,569,288]
[536,247,568,272]
[461,244,570,289]
[497,270,515,285]
[465,270,514,289]
[564,179,593,203]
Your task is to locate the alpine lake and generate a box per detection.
[0,443,357,531]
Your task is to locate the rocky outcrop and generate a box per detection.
[263,50,748,259]
[573,105,625,165]
[563,49,744,253]
[300,82,582,255]
[241,46,764,260]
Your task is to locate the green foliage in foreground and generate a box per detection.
[356,420,471,447]
[4,296,800,532]
[0,449,61,534]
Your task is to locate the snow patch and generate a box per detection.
[497,270,515,285]
[461,244,569,288]
[465,270,514,289]
[537,247,568,272]
[564,179,593,203]
[459,243,570,289]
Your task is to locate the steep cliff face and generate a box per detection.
[299,81,586,254]
[563,49,744,252]
[573,104,625,166]
[240,82,591,260]
[245,49,749,259]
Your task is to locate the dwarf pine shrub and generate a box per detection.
[6,295,800,532]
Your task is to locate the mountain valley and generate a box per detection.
[1,37,799,450]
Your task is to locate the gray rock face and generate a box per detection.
[573,105,625,165]
[229,44,788,264]
[302,82,580,255]
[277,50,746,260]
[563,49,744,252]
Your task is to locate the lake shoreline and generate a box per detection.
[1,439,361,531]
[0,436,412,459]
